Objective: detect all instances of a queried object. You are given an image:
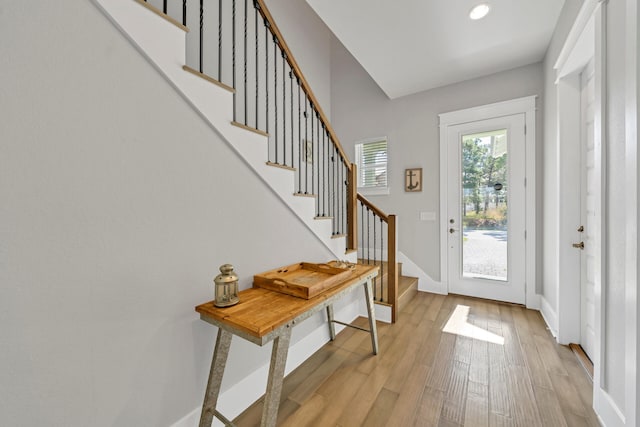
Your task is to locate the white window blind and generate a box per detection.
[355,138,388,195]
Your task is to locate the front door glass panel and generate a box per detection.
[461,129,508,281]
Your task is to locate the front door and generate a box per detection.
[446,114,526,304]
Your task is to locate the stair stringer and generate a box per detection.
[93,0,356,263]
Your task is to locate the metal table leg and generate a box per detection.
[199,329,233,427]
[326,304,336,340]
[363,278,379,355]
[261,326,293,427]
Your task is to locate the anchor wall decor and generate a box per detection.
[405,168,422,192]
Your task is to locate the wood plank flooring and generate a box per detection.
[233,293,600,426]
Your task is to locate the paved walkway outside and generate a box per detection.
[463,228,507,279]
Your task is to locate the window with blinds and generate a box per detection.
[355,138,389,195]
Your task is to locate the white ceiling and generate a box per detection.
[306,0,565,99]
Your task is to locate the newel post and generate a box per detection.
[347,163,358,252]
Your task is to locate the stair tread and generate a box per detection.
[399,275,418,283]
[134,0,189,32]
[183,65,234,93]
[398,275,418,294]
[266,161,296,172]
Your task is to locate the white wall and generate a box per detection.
[0,2,336,426]
[628,1,640,423]
[330,39,543,284]
[541,0,585,318]
[603,0,628,414]
[265,0,333,120]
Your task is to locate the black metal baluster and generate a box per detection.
[290,71,294,168]
[338,158,342,235]
[325,129,329,217]
[264,20,269,135]
[304,94,308,194]
[254,4,259,129]
[243,0,248,125]
[339,160,342,235]
[232,0,236,121]
[333,146,337,234]
[163,0,167,14]
[218,0,222,81]
[327,141,335,229]
[183,0,187,26]
[325,130,329,218]
[367,206,371,263]
[320,125,325,216]
[375,213,379,299]
[282,52,286,166]
[338,162,342,235]
[360,202,364,259]
[273,36,278,164]
[373,213,378,299]
[309,108,318,201]
[341,163,344,236]
[297,78,302,193]
[380,217,384,301]
[344,164,347,236]
[316,111,320,211]
[311,105,315,204]
[199,0,204,73]
[331,145,335,234]
[373,213,377,265]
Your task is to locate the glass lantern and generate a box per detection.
[214,264,240,307]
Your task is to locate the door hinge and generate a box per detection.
[524,178,527,187]
[524,230,527,239]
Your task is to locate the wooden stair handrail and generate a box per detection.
[254,0,351,171]
[251,3,398,319]
[357,194,389,222]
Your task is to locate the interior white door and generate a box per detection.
[446,114,526,304]
[579,61,596,361]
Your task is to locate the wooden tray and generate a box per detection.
[253,262,353,299]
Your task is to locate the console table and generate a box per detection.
[195,263,380,427]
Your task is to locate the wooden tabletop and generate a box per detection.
[195,264,379,341]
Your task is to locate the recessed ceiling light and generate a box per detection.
[469,3,491,20]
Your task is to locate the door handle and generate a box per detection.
[572,241,584,250]
[449,228,457,234]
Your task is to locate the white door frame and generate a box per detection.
[439,96,538,309]
[626,0,640,423]
[553,0,610,422]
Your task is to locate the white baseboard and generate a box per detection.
[371,301,392,323]
[539,296,559,338]
[397,251,447,294]
[594,388,626,427]
[170,407,200,427]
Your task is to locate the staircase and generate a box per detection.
[95,0,414,322]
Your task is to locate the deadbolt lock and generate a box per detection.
[577,225,584,232]
[572,241,585,250]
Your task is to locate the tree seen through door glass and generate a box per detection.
[461,129,508,281]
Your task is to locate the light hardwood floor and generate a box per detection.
[234,292,600,426]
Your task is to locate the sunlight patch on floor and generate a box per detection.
[443,304,505,345]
